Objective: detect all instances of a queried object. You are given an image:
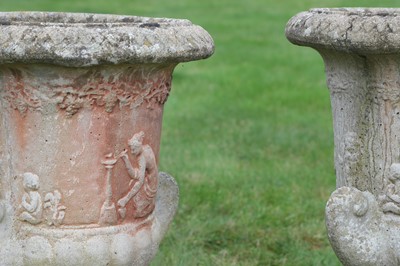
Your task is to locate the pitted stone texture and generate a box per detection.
[286,8,400,54]
[287,9,400,197]
[286,8,400,266]
[0,12,214,67]
[326,187,398,266]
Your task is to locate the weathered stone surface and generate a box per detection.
[326,187,395,266]
[0,11,213,266]
[0,12,214,66]
[286,8,400,54]
[0,172,178,265]
[286,8,400,266]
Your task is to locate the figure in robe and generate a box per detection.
[118,131,158,219]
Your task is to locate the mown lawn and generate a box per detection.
[1,0,400,265]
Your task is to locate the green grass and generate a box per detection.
[2,0,400,265]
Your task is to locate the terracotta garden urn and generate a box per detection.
[0,12,214,265]
[286,8,400,265]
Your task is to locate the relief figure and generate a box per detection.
[117,131,158,219]
[44,190,66,226]
[19,173,42,225]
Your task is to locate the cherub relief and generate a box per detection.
[19,173,43,225]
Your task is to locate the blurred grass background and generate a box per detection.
[1,0,400,265]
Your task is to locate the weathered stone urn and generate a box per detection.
[0,12,214,265]
[286,8,400,265]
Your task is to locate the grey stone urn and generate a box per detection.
[286,8,400,266]
[0,12,214,265]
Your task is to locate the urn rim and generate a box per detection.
[0,11,214,67]
[286,8,400,54]
[0,11,192,25]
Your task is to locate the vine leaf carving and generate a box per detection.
[2,67,172,117]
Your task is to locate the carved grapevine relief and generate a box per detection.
[2,67,172,117]
[19,172,66,226]
[55,77,171,117]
